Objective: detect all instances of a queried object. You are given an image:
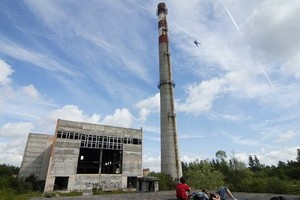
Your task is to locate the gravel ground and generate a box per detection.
[30,191,300,200]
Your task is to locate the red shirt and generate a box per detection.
[176,183,191,200]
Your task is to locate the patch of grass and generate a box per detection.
[60,191,82,196]
[43,191,83,197]
[0,189,42,200]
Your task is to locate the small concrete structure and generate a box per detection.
[19,119,143,193]
[137,177,159,192]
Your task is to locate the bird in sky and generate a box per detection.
[194,40,201,47]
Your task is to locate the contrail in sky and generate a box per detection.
[221,1,240,32]
[220,1,294,118]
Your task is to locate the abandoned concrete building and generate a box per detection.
[18,119,149,192]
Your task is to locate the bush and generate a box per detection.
[148,172,176,191]
[186,160,224,190]
[291,181,300,195]
[0,171,44,199]
[0,188,16,200]
[240,177,267,193]
[266,177,292,194]
[14,178,33,194]
[0,175,16,190]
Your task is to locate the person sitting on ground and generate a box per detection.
[203,186,238,200]
[176,176,191,200]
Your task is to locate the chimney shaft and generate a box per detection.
[157,2,182,180]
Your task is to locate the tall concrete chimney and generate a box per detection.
[157,2,182,180]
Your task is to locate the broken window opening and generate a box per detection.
[101,149,122,174]
[77,148,100,174]
[77,148,123,175]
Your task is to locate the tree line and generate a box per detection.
[0,164,44,199]
[150,149,300,195]
[0,149,299,198]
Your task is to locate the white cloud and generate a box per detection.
[0,59,14,85]
[21,84,40,99]
[180,133,208,139]
[236,146,300,167]
[23,0,152,83]
[142,125,160,134]
[0,84,54,121]
[0,40,77,76]
[225,69,271,99]
[209,112,248,122]
[178,78,227,115]
[0,122,34,138]
[0,122,31,166]
[275,130,298,143]
[0,138,27,166]
[281,52,300,79]
[143,154,160,172]
[138,108,151,122]
[36,105,101,134]
[244,1,300,62]
[102,108,134,128]
[136,93,160,121]
[181,155,204,164]
[168,0,300,117]
[261,147,300,166]
[232,136,261,146]
[0,60,57,121]
[48,105,101,124]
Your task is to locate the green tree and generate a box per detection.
[215,150,227,162]
[0,164,19,175]
[297,149,300,163]
[182,161,188,178]
[227,155,249,191]
[248,155,263,172]
[229,156,246,171]
[179,150,300,195]
[248,155,254,170]
[186,159,224,190]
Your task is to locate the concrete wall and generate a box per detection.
[69,174,123,191]
[43,119,143,192]
[57,119,143,138]
[44,139,80,192]
[19,133,54,180]
[123,144,143,176]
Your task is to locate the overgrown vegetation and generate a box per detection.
[148,172,176,191]
[0,164,43,199]
[150,149,300,195]
[1,149,299,198]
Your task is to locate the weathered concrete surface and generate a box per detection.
[30,191,300,200]
[19,133,54,180]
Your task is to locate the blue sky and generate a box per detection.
[0,0,299,172]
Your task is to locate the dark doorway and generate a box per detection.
[54,177,69,190]
[127,176,137,188]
